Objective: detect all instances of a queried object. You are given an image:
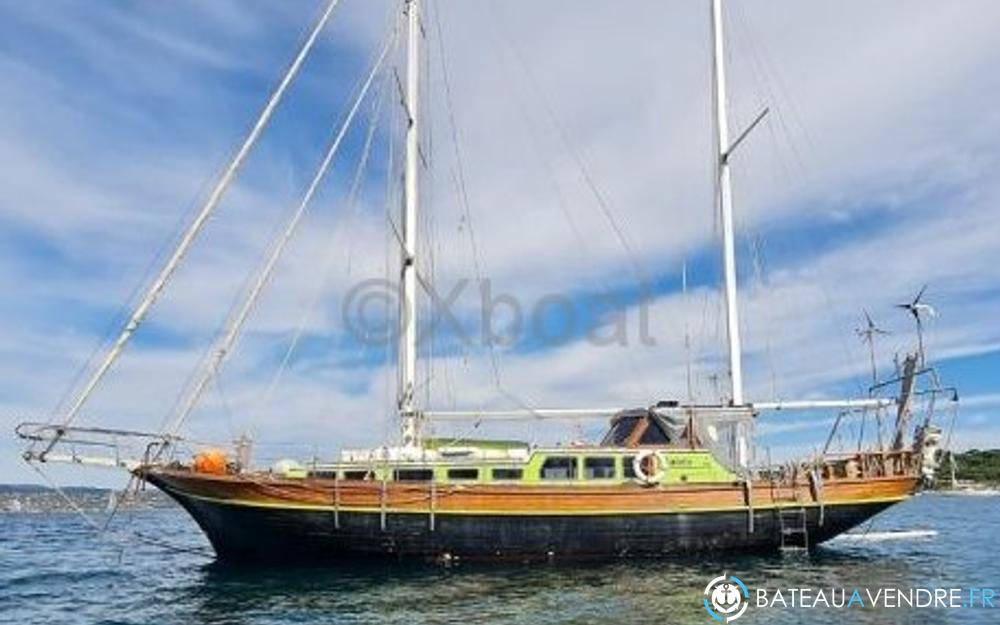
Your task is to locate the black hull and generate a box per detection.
[151,479,898,563]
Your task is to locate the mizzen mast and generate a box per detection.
[399,0,422,447]
[711,0,745,406]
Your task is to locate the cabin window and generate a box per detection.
[492,468,523,480]
[343,470,371,481]
[623,456,637,479]
[394,469,434,482]
[308,470,338,480]
[584,457,616,479]
[448,468,479,481]
[540,456,578,480]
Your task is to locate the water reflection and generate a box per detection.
[4,493,996,625]
[175,494,999,625]
[177,550,931,625]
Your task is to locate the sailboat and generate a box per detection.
[17,0,957,562]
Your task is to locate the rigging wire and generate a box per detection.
[249,71,393,439]
[412,0,543,434]
[27,461,214,562]
[746,232,779,400]
[415,0,451,435]
[727,3,869,406]
[336,75,397,440]
[727,4,809,185]
[158,229,271,447]
[731,1,817,170]
[483,0,658,401]
[56,0,346,431]
[46,197,203,423]
[491,4,654,301]
[380,54,404,447]
[430,0,503,392]
[44,1,352,426]
[423,2,437,423]
[162,17,402,438]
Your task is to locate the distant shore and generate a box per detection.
[1,483,171,514]
[940,448,1000,488]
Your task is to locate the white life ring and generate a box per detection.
[633,451,666,485]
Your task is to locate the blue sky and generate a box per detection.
[2,0,1000,485]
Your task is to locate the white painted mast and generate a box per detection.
[399,0,421,447]
[711,0,745,406]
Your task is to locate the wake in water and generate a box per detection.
[835,529,938,542]
[942,488,1000,497]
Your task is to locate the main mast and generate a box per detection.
[399,0,421,447]
[711,0,745,406]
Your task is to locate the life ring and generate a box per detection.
[633,451,666,485]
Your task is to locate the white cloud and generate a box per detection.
[3,0,1000,484]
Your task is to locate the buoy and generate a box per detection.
[193,449,228,475]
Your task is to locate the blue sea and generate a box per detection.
[2,492,998,625]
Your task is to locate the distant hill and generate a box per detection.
[952,449,1000,485]
[0,483,113,494]
[1,483,171,513]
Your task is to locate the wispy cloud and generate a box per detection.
[2,0,999,484]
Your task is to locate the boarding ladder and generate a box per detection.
[773,468,809,553]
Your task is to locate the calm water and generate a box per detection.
[2,493,998,625]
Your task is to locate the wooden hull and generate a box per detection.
[143,468,917,562]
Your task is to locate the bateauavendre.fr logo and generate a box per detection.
[704,574,749,622]
[703,573,997,621]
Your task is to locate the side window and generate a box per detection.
[308,470,338,479]
[623,456,637,479]
[540,456,578,480]
[584,457,616,479]
[394,469,434,482]
[492,468,523,480]
[343,470,371,480]
[447,468,479,481]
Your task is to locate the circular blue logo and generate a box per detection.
[704,574,749,622]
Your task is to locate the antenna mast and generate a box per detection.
[683,260,694,403]
[711,0,744,406]
[399,0,421,447]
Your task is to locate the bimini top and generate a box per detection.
[600,406,694,448]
